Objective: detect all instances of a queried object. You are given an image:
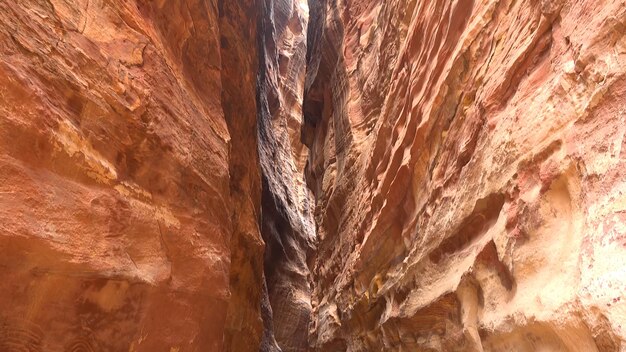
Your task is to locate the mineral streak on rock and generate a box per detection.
[303,0,626,350]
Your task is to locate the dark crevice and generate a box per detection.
[257,0,320,351]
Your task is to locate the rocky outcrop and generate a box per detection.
[0,1,264,351]
[304,0,626,350]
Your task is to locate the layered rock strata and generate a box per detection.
[304,0,626,350]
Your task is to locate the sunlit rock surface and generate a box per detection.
[303,0,626,350]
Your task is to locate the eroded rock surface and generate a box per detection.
[304,0,626,350]
[0,1,264,351]
[3,0,626,351]
[258,0,316,351]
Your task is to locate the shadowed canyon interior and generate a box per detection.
[1,0,625,351]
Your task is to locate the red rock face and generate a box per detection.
[304,0,626,350]
[3,0,626,351]
[0,1,263,351]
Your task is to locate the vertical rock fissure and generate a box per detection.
[257,1,316,351]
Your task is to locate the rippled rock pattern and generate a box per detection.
[303,0,626,350]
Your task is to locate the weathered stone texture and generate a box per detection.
[0,1,263,351]
[3,0,626,351]
[304,0,626,350]
[258,0,316,351]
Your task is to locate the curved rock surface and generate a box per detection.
[304,0,626,350]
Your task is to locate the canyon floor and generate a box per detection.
[1,0,626,351]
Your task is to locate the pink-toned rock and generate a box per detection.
[304,0,626,350]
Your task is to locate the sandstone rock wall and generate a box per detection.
[0,1,264,351]
[304,0,626,350]
[258,0,316,351]
[3,0,626,351]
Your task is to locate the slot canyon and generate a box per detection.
[1,0,626,351]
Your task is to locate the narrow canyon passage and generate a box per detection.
[1,0,626,351]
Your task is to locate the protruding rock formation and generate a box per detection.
[303,0,626,350]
